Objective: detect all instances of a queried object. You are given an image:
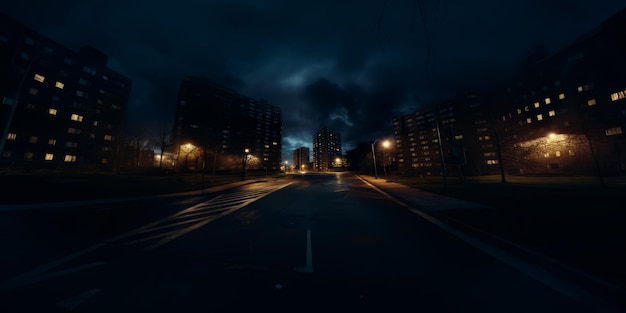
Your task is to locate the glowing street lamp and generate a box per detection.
[382,140,390,176]
[240,148,250,181]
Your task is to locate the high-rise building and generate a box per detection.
[0,13,132,170]
[392,93,498,177]
[313,127,341,171]
[491,6,626,176]
[293,146,309,171]
[171,76,282,171]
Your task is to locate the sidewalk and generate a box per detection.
[357,174,626,308]
[356,175,490,212]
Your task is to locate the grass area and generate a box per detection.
[389,174,626,288]
[0,171,274,204]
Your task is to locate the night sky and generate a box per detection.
[2,0,625,161]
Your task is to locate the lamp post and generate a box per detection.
[284,160,289,173]
[371,140,378,179]
[382,140,390,176]
[240,148,250,181]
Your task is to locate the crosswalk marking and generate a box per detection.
[0,181,293,291]
[107,182,292,250]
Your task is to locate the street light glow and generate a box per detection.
[382,140,390,148]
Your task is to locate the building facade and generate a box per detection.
[492,7,626,176]
[171,76,282,172]
[313,127,341,171]
[293,146,309,171]
[0,13,131,170]
[393,7,626,177]
[392,93,500,177]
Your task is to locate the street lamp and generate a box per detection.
[181,143,196,170]
[284,160,289,172]
[382,140,390,176]
[240,148,250,181]
[371,140,378,179]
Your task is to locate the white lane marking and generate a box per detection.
[305,225,314,272]
[357,175,623,313]
[295,224,314,273]
[55,288,101,310]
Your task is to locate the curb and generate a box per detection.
[357,174,626,311]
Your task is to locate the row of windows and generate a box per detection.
[5,151,109,164]
[7,132,114,141]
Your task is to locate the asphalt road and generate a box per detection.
[0,172,623,312]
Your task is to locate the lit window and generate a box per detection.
[569,150,575,156]
[606,127,623,136]
[34,74,45,83]
[587,99,596,106]
[24,152,33,160]
[2,97,15,105]
[544,152,550,158]
[555,151,561,157]
[537,114,543,121]
[7,133,16,140]
[104,134,113,141]
[533,102,540,108]
[64,154,77,162]
[516,108,522,114]
[524,106,529,112]
[48,139,56,145]
[49,108,57,115]
[29,136,37,144]
[526,118,532,124]
[272,142,278,145]
[55,81,64,89]
[544,97,551,104]
[610,90,626,101]
[45,153,54,161]
[559,93,565,100]
[70,114,84,122]
[29,88,38,95]
[549,110,556,117]
[65,141,78,148]
[93,121,98,126]
[68,128,81,134]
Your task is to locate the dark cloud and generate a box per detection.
[2,0,625,161]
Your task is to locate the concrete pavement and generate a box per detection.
[356,174,490,212]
